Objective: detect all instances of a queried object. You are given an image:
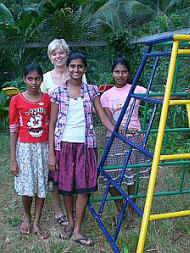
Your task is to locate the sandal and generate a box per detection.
[55,215,68,226]
[71,234,93,246]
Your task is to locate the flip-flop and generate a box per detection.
[55,215,69,226]
[71,234,94,246]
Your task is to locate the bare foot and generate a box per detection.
[20,219,31,235]
[32,224,50,239]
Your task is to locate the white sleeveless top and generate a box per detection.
[61,97,85,143]
[41,71,87,94]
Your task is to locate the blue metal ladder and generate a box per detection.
[88,34,185,253]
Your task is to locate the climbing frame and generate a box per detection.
[88,33,190,253]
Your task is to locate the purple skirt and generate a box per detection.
[49,142,98,195]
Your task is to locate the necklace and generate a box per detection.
[23,91,42,102]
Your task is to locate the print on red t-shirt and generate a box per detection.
[9,93,50,143]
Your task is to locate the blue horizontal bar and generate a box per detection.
[144,34,173,45]
[145,52,171,57]
[131,94,163,105]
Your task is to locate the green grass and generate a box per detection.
[0,133,190,253]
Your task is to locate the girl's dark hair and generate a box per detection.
[23,63,43,79]
[66,52,87,67]
[111,56,130,72]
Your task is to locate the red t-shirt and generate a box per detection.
[9,93,50,143]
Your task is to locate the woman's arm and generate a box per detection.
[9,96,19,176]
[10,132,19,176]
[103,107,116,125]
[94,96,115,132]
[48,102,59,171]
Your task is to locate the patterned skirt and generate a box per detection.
[49,142,98,195]
[15,142,48,198]
[100,133,150,186]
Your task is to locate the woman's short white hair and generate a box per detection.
[47,39,70,59]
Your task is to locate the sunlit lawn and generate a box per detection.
[1,133,190,253]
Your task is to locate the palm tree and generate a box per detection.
[0,1,90,82]
[83,0,189,35]
[82,1,153,34]
[138,0,188,16]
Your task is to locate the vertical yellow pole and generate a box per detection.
[186,104,190,127]
[136,40,179,253]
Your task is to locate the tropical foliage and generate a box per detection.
[0,0,189,82]
[0,0,190,129]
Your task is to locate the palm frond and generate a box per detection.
[0,3,15,25]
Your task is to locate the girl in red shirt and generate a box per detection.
[9,64,50,238]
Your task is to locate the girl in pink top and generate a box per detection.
[100,56,149,220]
[9,64,50,238]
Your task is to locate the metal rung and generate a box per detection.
[160,154,190,160]
[149,210,190,221]
[177,49,190,55]
[169,100,190,105]
[187,104,190,127]
[174,34,190,41]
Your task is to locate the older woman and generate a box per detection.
[41,39,87,226]
[41,39,87,94]
[41,39,70,226]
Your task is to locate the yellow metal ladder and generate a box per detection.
[136,34,190,253]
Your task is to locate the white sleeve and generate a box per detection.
[40,72,52,93]
[82,73,87,84]
[40,81,48,93]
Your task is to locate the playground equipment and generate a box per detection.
[2,86,19,97]
[0,87,19,129]
[88,34,190,252]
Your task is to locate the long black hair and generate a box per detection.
[23,63,43,79]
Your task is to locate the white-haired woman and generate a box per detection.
[41,39,86,226]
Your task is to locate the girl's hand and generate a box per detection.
[118,126,125,135]
[10,160,19,176]
[128,128,138,136]
[48,153,57,171]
